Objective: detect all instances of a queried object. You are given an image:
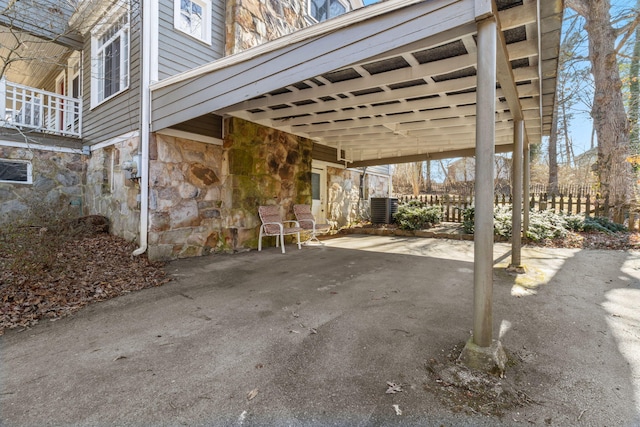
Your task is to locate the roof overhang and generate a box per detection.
[151,0,563,167]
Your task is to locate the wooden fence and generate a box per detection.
[397,193,638,228]
[416,182,598,197]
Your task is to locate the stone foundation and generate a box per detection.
[0,145,85,223]
[328,167,390,228]
[146,118,313,261]
[84,135,141,243]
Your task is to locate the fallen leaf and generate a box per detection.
[247,388,259,401]
[392,404,402,415]
[386,382,403,394]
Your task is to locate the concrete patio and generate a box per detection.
[1,235,639,426]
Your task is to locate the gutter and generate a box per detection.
[133,0,152,256]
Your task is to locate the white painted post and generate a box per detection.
[510,120,524,267]
[0,77,6,124]
[473,16,497,348]
[523,143,530,234]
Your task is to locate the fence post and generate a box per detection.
[585,194,591,218]
[568,194,573,215]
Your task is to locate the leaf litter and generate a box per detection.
[0,233,169,335]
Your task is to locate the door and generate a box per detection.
[311,162,327,223]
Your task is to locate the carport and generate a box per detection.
[149,0,563,356]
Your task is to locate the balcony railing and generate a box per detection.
[0,78,82,138]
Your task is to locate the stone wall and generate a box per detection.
[0,145,85,223]
[327,167,389,227]
[225,0,308,54]
[146,118,312,261]
[84,135,141,242]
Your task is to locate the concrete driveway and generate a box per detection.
[1,235,639,426]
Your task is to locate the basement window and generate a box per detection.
[0,159,32,184]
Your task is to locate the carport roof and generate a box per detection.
[150,0,563,167]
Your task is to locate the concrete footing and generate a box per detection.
[507,264,527,274]
[458,338,507,374]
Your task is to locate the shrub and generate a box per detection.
[461,207,475,234]
[493,205,513,239]
[583,216,627,233]
[394,200,442,230]
[526,210,567,241]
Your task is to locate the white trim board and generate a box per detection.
[86,130,140,152]
[0,140,84,155]
[156,128,222,145]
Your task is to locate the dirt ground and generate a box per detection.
[1,235,639,426]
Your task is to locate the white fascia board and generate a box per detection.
[156,129,223,145]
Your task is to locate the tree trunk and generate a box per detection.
[568,0,634,215]
[630,3,640,153]
[588,1,633,213]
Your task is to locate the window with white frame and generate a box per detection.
[0,159,32,184]
[91,5,130,107]
[174,0,211,44]
[309,0,348,22]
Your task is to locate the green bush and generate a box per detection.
[459,206,630,242]
[394,200,442,230]
[462,207,475,234]
[583,216,627,233]
[526,210,568,241]
[493,205,513,239]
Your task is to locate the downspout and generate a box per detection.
[133,0,152,256]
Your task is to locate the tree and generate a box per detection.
[564,0,640,214]
[629,0,640,153]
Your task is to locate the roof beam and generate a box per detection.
[348,143,515,167]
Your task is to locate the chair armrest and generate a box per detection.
[282,220,301,227]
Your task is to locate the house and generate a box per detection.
[0,0,563,263]
[0,0,393,259]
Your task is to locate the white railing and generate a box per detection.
[0,78,82,138]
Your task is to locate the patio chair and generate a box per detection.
[293,204,331,244]
[258,205,303,254]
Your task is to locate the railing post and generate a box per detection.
[0,77,6,124]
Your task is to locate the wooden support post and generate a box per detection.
[523,144,530,233]
[472,16,496,348]
[510,119,523,269]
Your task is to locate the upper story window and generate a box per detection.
[0,159,32,184]
[309,0,348,23]
[91,4,130,108]
[174,0,211,44]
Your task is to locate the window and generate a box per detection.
[309,0,348,22]
[91,5,130,107]
[0,159,32,184]
[175,0,211,44]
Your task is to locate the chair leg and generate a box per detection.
[280,233,286,254]
[296,231,301,250]
[258,228,263,251]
